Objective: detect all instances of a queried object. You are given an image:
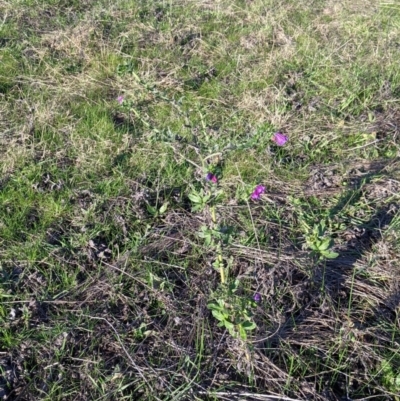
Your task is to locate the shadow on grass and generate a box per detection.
[257,158,400,399]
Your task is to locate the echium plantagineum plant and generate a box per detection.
[189,169,263,340]
[187,132,289,340]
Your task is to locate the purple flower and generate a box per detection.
[253,293,261,303]
[272,132,288,146]
[205,172,218,183]
[117,95,124,104]
[251,185,265,200]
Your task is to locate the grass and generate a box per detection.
[1,0,400,399]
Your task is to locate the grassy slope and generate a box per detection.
[1,0,400,399]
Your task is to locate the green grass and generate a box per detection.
[1,0,400,400]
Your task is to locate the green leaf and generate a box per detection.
[146,204,157,215]
[223,320,234,330]
[321,250,339,259]
[203,194,211,202]
[159,202,169,214]
[207,303,221,311]
[188,193,201,203]
[242,321,257,330]
[211,310,225,322]
[191,204,202,212]
[229,279,240,294]
[319,238,333,251]
[228,326,237,338]
[238,325,247,340]
[317,222,326,236]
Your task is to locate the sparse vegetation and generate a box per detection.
[1,0,400,400]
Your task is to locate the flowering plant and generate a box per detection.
[272,131,288,146]
[187,156,262,340]
[251,185,265,200]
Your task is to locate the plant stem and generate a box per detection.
[210,204,217,224]
[217,246,225,284]
[210,205,225,284]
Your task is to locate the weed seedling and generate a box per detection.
[304,221,339,260]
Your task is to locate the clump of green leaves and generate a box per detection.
[304,221,339,260]
[290,196,339,260]
[208,280,257,340]
[188,187,222,212]
[381,359,400,399]
[198,224,234,247]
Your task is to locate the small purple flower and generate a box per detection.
[272,132,288,146]
[205,172,218,183]
[253,293,261,303]
[117,95,124,104]
[251,185,265,200]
